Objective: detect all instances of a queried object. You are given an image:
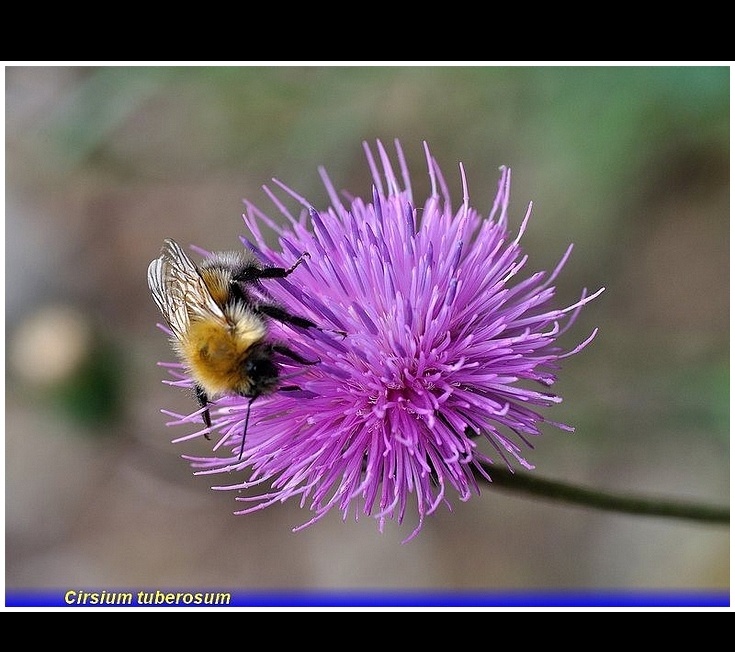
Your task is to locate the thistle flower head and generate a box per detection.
[159,140,603,541]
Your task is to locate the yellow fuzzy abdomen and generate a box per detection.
[177,318,266,397]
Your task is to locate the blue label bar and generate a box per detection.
[5,589,730,608]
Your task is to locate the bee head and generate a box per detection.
[240,342,280,397]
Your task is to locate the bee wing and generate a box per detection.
[148,239,226,341]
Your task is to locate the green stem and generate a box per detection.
[476,463,729,525]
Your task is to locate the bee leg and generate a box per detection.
[239,395,257,461]
[236,256,347,337]
[262,253,310,279]
[233,253,309,283]
[195,385,212,440]
[259,304,347,338]
[271,343,320,366]
[257,304,319,330]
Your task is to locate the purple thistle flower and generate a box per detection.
[158,140,603,541]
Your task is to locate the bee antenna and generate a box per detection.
[239,396,257,461]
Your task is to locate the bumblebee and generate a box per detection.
[148,239,319,458]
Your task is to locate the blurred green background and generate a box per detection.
[5,65,729,598]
